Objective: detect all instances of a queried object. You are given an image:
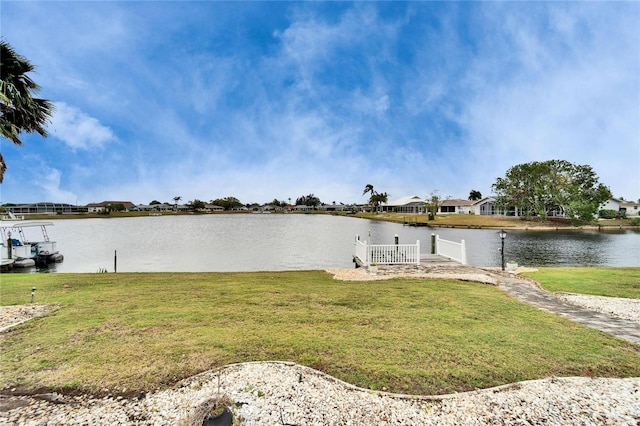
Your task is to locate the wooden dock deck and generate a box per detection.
[353,254,460,268]
[419,254,463,265]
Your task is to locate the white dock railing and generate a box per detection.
[354,236,420,266]
[435,235,467,265]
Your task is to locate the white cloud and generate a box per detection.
[274,6,398,90]
[47,102,116,150]
[37,164,77,204]
[449,3,640,199]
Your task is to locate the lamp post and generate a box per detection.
[498,230,507,271]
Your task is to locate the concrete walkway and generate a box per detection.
[495,272,640,345]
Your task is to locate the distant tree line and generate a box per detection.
[137,160,621,220]
[295,194,321,207]
[146,193,336,211]
[210,197,243,210]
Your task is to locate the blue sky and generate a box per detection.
[1,1,638,206]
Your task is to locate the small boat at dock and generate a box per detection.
[0,220,63,268]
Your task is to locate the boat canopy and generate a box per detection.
[0,221,55,242]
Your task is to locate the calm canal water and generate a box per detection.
[13,214,640,273]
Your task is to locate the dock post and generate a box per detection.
[114,250,117,273]
[461,239,467,265]
[431,233,436,254]
[7,231,12,260]
[394,234,399,262]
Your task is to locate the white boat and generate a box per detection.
[0,220,63,267]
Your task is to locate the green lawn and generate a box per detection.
[354,212,639,228]
[523,267,640,298]
[1,271,638,396]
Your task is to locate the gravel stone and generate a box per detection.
[1,363,638,425]
[0,304,56,333]
[556,293,640,323]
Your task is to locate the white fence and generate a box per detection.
[354,236,420,266]
[354,235,467,266]
[435,235,467,265]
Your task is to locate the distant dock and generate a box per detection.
[403,220,430,227]
[403,220,484,229]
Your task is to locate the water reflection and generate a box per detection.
[6,215,640,273]
[502,230,637,266]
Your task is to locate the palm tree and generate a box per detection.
[362,184,375,198]
[173,196,182,211]
[362,184,375,211]
[1,41,54,182]
[363,184,388,213]
[468,190,482,201]
[370,192,388,213]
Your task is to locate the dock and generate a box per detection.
[353,254,460,268]
[403,221,430,227]
[353,233,468,267]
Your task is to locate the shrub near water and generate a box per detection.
[1,271,639,396]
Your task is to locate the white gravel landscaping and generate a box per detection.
[1,362,639,425]
[556,293,640,323]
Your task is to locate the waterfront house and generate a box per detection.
[439,199,473,214]
[471,197,501,215]
[380,195,426,214]
[319,203,347,212]
[137,203,169,212]
[294,204,314,212]
[3,202,86,215]
[620,201,640,217]
[86,201,136,213]
[204,204,225,212]
[601,198,640,217]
